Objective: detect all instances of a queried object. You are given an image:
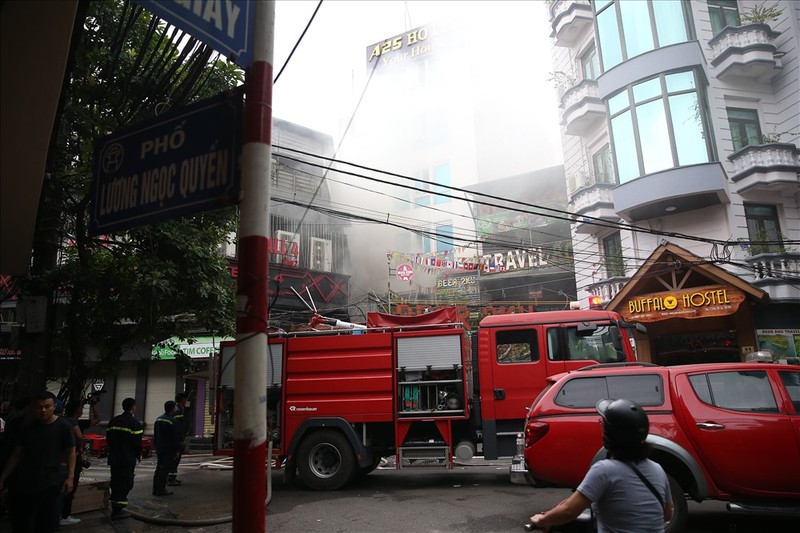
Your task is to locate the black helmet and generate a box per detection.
[597,398,649,449]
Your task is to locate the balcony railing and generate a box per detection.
[587,276,630,305]
[745,252,800,302]
[549,0,594,47]
[560,79,605,136]
[728,142,800,194]
[709,24,783,82]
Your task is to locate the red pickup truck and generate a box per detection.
[517,361,800,532]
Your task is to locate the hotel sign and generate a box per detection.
[620,285,745,323]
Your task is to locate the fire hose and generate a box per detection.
[126,439,274,526]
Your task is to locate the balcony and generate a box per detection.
[587,276,630,306]
[745,252,800,302]
[549,0,594,47]
[709,24,783,83]
[728,143,800,194]
[568,176,619,234]
[560,80,605,136]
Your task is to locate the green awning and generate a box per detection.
[152,336,234,360]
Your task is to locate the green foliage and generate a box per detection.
[24,0,243,400]
[740,2,783,24]
[739,229,794,256]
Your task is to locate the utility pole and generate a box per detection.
[233,2,274,532]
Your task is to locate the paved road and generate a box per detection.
[2,455,797,532]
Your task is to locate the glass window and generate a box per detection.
[594,0,691,71]
[702,371,779,413]
[708,0,741,35]
[727,108,762,152]
[654,0,689,45]
[609,70,711,183]
[548,325,627,363]
[432,163,451,205]
[778,371,800,413]
[610,110,638,182]
[555,375,663,408]
[744,204,783,254]
[592,144,616,185]
[637,99,672,174]
[596,2,622,71]
[620,0,654,59]
[413,168,432,206]
[602,233,625,278]
[581,45,600,81]
[496,329,539,364]
[688,374,713,404]
[436,224,454,254]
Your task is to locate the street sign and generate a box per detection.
[90,89,243,236]
[135,0,255,68]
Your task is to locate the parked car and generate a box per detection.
[515,361,800,532]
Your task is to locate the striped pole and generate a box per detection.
[233,2,274,531]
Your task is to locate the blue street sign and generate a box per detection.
[135,0,255,68]
[90,89,243,236]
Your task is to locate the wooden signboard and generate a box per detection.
[619,285,746,323]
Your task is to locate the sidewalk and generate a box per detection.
[1,454,238,533]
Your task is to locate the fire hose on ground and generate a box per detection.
[125,440,274,526]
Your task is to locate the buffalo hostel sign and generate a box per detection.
[620,285,746,323]
[90,89,243,236]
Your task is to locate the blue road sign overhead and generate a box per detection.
[135,0,255,68]
[90,89,243,236]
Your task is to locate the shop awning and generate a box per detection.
[152,336,234,360]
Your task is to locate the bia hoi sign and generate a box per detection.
[90,90,243,236]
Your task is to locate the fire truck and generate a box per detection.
[213,307,644,490]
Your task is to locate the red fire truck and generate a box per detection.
[213,307,644,490]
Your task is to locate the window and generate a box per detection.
[744,204,783,254]
[603,233,625,278]
[412,168,432,206]
[594,0,690,71]
[496,329,539,364]
[547,325,627,363]
[310,237,332,272]
[555,374,664,408]
[592,144,616,185]
[708,0,741,35]
[272,230,299,267]
[432,163,451,205]
[581,45,600,81]
[689,371,778,413]
[778,371,800,413]
[609,70,711,183]
[727,108,762,152]
[435,224,454,254]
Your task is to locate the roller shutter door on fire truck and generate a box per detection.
[219,343,283,387]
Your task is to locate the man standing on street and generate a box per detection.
[168,392,190,486]
[106,397,143,519]
[153,401,182,496]
[0,391,76,533]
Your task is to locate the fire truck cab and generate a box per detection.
[213,307,642,490]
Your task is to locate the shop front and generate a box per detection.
[607,244,769,366]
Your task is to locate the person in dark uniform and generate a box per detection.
[168,392,190,486]
[0,392,75,533]
[106,398,143,519]
[152,400,182,496]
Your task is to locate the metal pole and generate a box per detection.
[234,2,274,532]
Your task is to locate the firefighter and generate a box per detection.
[106,398,143,519]
[152,400,182,496]
[168,392,190,486]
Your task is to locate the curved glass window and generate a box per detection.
[594,0,691,71]
[608,70,712,183]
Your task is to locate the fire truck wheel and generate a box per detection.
[297,430,355,491]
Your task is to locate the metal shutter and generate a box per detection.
[397,334,462,370]
[143,361,176,435]
[113,364,138,414]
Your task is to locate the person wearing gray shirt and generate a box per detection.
[528,399,673,532]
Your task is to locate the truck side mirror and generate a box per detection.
[609,325,622,353]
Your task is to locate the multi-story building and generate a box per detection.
[548,0,799,364]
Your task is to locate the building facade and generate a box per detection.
[548,0,799,364]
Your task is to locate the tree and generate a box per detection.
[16,0,244,404]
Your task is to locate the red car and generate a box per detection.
[516,361,800,532]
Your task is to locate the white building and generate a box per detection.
[547,0,799,364]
